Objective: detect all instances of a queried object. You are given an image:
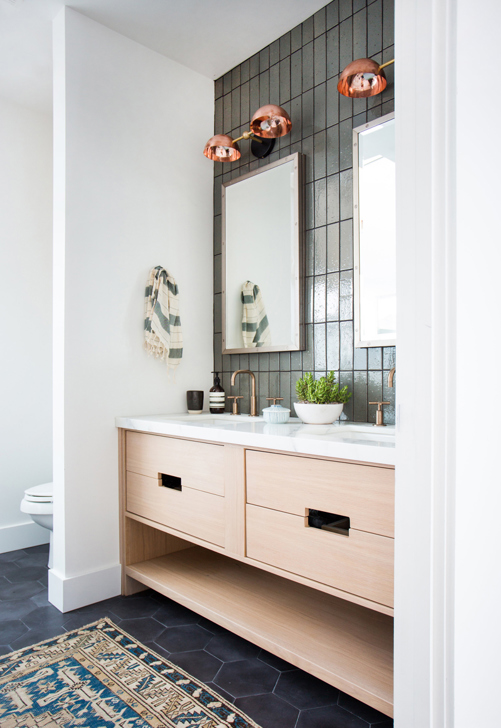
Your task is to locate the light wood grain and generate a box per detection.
[126,510,393,615]
[246,449,395,537]
[246,504,394,608]
[126,470,225,547]
[223,445,246,557]
[126,547,394,717]
[126,430,224,496]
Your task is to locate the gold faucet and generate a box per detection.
[231,370,258,416]
[388,367,396,388]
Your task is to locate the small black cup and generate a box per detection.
[187,390,204,413]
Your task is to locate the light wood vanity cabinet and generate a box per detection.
[119,429,395,717]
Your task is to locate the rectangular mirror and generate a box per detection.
[222,153,304,354]
[353,113,396,348]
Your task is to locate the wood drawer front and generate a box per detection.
[126,431,224,496]
[246,450,394,538]
[126,471,225,547]
[246,504,394,607]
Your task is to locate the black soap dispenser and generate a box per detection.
[209,372,225,414]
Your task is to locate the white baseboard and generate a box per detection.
[0,521,50,554]
[48,563,121,612]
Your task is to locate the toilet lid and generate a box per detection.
[24,483,53,502]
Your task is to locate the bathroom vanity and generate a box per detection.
[116,415,395,717]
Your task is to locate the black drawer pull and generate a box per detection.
[308,509,350,536]
[160,473,182,491]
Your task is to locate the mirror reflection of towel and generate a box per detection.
[241,281,271,348]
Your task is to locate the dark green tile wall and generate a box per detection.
[213,0,396,424]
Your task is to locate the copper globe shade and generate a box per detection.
[337,58,394,98]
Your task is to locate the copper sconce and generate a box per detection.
[337,58,394,98]
[204,104,292,162]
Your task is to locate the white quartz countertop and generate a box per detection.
[115,413,395,466]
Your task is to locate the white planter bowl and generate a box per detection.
[293,402,344,425]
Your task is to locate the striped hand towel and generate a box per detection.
[144,266,183,371]
[241,281,271,348]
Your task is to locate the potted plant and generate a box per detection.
[294,372,352,424]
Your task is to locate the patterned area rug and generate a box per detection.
[0,618,261,727]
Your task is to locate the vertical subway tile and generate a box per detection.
[339,118,353,171]
[269,353,280,371]
[314,275,326,323]
[326,124,340,178]
[327,272,340,320]
[291,370,302,403]
[327,223,340,272]
[327,174,340,224]
[368,369,383,405]
[339,18,353,71]
[291,351,302,370]
[314,324,327,370]
[305,276,314,323]
[354,0,366,10]
[368,0,383,56]
[383,346,396,369]
[340,219,353,268]
[368,347,383,369]
[326,26,340,80]
[259,353,270,371]
[306,230,315,276]
[231,354,240,371]
[340,320,353,369]
[214,334,222,373]
[339,94,353,122]
[314,83,326,133]
[291,49,302,99]
[340,269,353,320]
[222,354,232,372]
[302,325,314,370]
[339,0,353,21]
[260,46,270,72]
[260,70,270,106]
[258,371,270,413]
[382,99,394,116]
[315,178,327,227]
[280,31,292,59]
[326,0,340,30]
[354,346,367,370]
[249,352,259,371]
[215,96,223,132]
[280,371,291,409]
[270,39,280,67]
[302,42,314,93]
[223,93,232,133]
[214,177,222,216]
[279,352,291,371]
[240,81,250,124]
[290,24,302,52]
[326,78,339,126]
[250,75,260,115]
[326,322,340,370]
[270,64,280,105]
[303,16,314,44]
[315,226,327,274]
[314,131,326,180]
[382,373,395,424]
[314,35,327,86]
[383,0,395,50]
[231,87,240,130]
[214,215,222,256]
[215,77,224,99]
[314,7,326,37]
[340,168,353,220]
[339,371,354,419]
[353,370,368,421]
[231,66,241,90]
[214,254,222,294]
[353,8,367,59]
[269,371,280,399]
[303,135,314,183]
[240,59,250,83]
[352,99,367,118]
[250,53,260,78]
[302,89,314,138]
[279,58,291,104]
[290,96,302,144]
[239,353,249,370]
[305,183,315,230]
[223,72,232,95]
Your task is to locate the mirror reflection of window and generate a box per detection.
[354,115,396,347]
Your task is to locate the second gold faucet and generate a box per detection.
[230,370,258,416]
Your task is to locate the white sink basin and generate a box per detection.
[168,414,263,424]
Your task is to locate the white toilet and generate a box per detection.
[20,482,53,568]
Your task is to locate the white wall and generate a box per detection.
[0,96,52,553]
[50,8,214,611]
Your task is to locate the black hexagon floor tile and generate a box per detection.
[234,692,299,728]
[296,704,371,728]
[0,579,45,601]
[9,623,65,651]
[0,549,28,563]
[167,650,222,682]
[104,595,159,620]
[155,624,213,653]
[5,566,47,583]
[0,619,29,646]
[214,658,279,698]
[206,630,261,662]
[338,693,391,724]
[274,669,340,710]
[0,598,37,621]
[257,648,297,672]
[153,600,200,627]
[119,617,166,644]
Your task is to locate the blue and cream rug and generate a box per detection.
[0,618,261,727]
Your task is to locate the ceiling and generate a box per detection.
[0,0,328,114]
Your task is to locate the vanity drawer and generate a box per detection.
[126,471,225,547]
[246,450,394,538]
[126,431,224,496]
[246,504,394,607]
